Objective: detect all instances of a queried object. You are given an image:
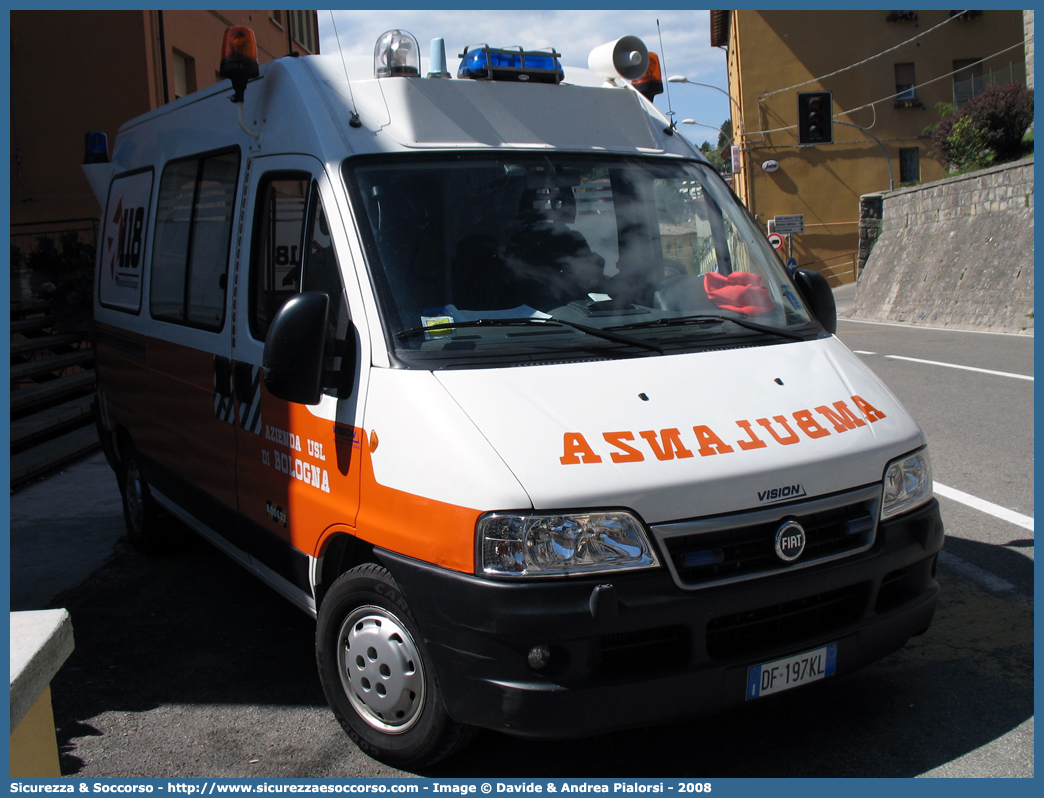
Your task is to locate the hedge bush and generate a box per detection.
[930,82,1034,170]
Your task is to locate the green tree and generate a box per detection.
[717,119,733,152]
[700,140,727,172]
[697,120,733,174]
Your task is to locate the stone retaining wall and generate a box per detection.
[853,158,1034,333]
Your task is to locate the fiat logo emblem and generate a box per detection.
[775,519,806,562]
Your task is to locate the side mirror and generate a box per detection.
[793,269,837,334]
[263,292,329,405]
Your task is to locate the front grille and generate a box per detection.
[706,582,869,660]
[653,485,881,590]
[598,626,689,674]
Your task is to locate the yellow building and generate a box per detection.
[10,10,319,245]
[711,10,1026,284]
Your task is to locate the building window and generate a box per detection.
[899,148,920,185]
[288,10,317,54]
[953,58,984,107]
[172,51,196,100]
[269,10,284,28]
[894,63,916,100]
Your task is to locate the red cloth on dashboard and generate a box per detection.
[703,271,774,316]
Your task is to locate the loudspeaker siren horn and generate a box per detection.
[587,35,649,83]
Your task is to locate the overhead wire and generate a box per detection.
[745,38,1030,138]
[758,10,970,100]
[839,39,1029,123]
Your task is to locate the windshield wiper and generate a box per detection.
[396,316,663,353]
[610,313,807,341]
[551,316,663,353]
[396,318,548,339]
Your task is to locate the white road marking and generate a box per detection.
[841,317,1034,338]
[853,350,877,356]
[937,551,1017,594]
[884,355,1033,381]
[934,482,1034,532]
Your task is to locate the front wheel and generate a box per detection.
[316,564,474,769]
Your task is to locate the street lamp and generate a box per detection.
[669,75,745,181]
[667,75,744,134]
[681,119,724,133]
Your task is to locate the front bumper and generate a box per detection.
[377,498,943,738]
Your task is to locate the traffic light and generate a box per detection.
[797,91,833,145]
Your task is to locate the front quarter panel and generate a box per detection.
[356,368,531,572]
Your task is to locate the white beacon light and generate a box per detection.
[374,29,421,78]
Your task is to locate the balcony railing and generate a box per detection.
[954,62,1027,108]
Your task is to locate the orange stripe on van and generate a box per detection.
[256,406,480,574]
[353,439,482,574]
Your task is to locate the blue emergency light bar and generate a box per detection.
[83,131,109,164]
[457,44,564,84]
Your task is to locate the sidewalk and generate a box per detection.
[833,280,857,319]
[10,452,125,611]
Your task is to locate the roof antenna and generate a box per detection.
[328,10,362,128]
[657,19,676,130]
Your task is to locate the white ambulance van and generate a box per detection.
[84,27,943,767]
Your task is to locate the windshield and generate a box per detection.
[345,154,818,366]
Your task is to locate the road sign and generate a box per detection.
[774,214,805,235]
[767,232,784,251]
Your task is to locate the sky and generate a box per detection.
[317,9,730,148]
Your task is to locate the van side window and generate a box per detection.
[251,175,308,339]
[303,198,352,396]
[250,175,350,348]
[150,150,239,330]
[302,200,351,344]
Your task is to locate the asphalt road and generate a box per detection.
[832,317,1034,777]
[25,317,1035,779]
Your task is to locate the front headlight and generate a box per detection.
[478,511,659,578]
[882,447,933,519]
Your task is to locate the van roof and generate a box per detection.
[110,53,699,167]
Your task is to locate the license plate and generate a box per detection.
[746,643,837,700]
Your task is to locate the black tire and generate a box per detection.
[316,563,474,769]
[118,444,171,553]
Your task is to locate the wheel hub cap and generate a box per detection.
[337,606,425,733]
